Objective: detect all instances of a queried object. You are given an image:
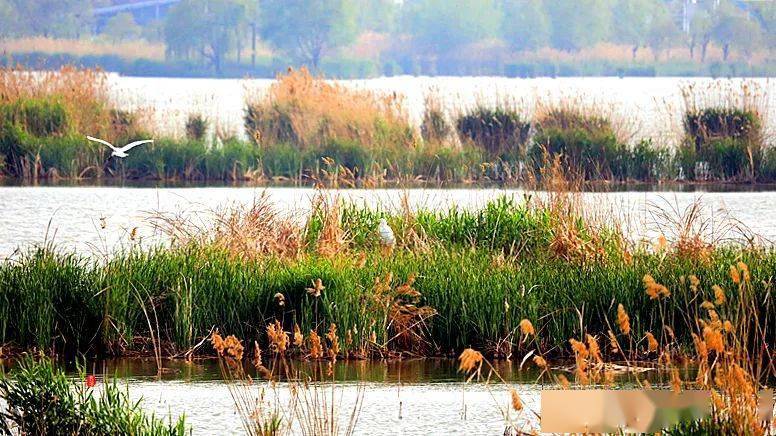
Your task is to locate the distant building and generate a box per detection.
[92,0,181,31]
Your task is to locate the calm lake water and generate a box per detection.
[51,358,660,435]
[108,75,775,147]
[0,184,775,257]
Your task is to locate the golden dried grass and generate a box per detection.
[244,67,415,150]
[0,37,166,60]
[0,66,111,137]
[150,193,305,260]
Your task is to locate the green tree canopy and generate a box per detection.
[501,0,550,51]
[750,2,775,48]
[646,2,680,60]
[545,0,612,51]
[260,0,358,69]
[612,0,657,59]
[402,0,502,53]
[712,3,763,60]
[357,0,398,33]
[11,0,93,38]
[103,12,142,43]
[164,0,246,75]
[0,0,18,37]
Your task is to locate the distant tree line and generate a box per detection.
[0,0,773,75]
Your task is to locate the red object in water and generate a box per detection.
[85,375,96,387]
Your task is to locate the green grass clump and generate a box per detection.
[531,108,632,180]
[685,108,761,146]
[663,417,739,435]
[0,356,189,435]
[0,98,69,137]
[421,105,451,145]
[1,240,773,359]
[456,106,530,158]
[184,113,208,141]
[680,107,763,181]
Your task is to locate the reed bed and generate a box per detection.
[1,191,774,434]
[244,67,415,166]
[0,37,166,61]
[1,67,775,184]
[459,257,773,434]
[0,193,773,364]
[679,80,772,182]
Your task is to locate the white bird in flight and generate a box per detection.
[378,218,396,247]
[86,136,153,158]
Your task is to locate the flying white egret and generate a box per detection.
[86,136,153,158]
[378,218,396,248]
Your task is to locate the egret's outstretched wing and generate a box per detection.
[86,136,119,152]
[119,139,154,152]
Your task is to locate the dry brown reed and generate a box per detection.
[368,272,437,356]
[0,66,111,137]
[149,193,304,260]
[211,326,364,436]
[681,80,771,131]
[529,158,622,265]
[244,67,414,150]
[679,79,773,162]
[0,37,166,60]
[420,87,454,147]
[646,197,759,261]
[310,193,350,258]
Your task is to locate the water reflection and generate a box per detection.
[75,357,548,384]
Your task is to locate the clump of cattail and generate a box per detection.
[569,338,590,384]
[266,321,288,354]
[692,332,709,361]
[586,334,602,364]
[736,261,750,283]
[309,331,323,359]
[293,324,303,347]
[644,332,659,353]
[704,326,724,353]
[252,341,262,368]
[458,348,483,374]
[729,265,741,284]
[608,330,620,354]
[643,274,671,299]
[326,323,340,361]
[211,331,244,361]
[689,274,700,291]
[519,319,535,337]
[616,304,631,335]
[713,285,726,305]
[671,368,682,393]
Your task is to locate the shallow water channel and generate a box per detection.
[55,358,664,435]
